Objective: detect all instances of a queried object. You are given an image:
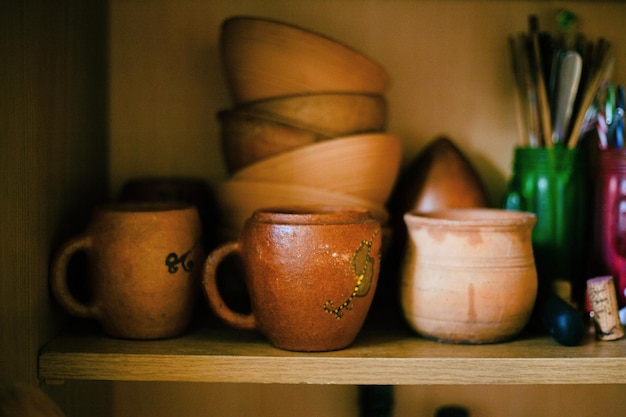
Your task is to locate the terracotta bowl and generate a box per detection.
[232,133,402,204]
[215,180,389,238]
[401,209,538,344]
[236,92,387,137]
[217,108,330,174]
[220,16,389,104]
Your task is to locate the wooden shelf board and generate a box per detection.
[39,318,626,385]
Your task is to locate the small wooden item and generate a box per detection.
[587,276,625,341]
[0,383,66,417]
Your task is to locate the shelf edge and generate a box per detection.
[39,352,626,385]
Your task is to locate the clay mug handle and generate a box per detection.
[202,241,256,330]
[50,235,100,319]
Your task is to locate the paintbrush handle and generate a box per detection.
[567,45,615,148]
[531,31,553,147]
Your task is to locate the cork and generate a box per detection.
[587,276,624,341]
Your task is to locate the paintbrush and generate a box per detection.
[567,40,615,148]
[528,15,553,147]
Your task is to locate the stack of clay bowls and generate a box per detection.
[215,16,401,241]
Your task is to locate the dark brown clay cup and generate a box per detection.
[202,206,382,351]
[118,177,219,251]
[50,202,204,339]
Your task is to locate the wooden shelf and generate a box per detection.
[39,316,626,385]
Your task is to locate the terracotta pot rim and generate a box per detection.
[251,205,376,225]
[404,208,536,227]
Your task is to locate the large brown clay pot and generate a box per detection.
[401,208,537,344]
[203,206,382,351]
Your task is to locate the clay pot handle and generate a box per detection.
[50,235,99,319]
[202,241,256,330]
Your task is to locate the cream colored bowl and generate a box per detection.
[220,16,390,104]
[232,133,402,204]
[215,180,389,235]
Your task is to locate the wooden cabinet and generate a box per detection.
[3,0,626,416]
[1,0,108,385]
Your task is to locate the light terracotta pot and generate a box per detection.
[202,206,382,351]
[232,133,402,205]
[401,208,538,344]
[50,202,204,339]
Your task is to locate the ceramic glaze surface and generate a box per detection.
[203,206,381,351]
[401,208,537,344]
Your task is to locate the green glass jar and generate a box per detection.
[503,145,589,302]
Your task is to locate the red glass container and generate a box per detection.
[592,149,626,308]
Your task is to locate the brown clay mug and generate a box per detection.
[50,202,204,339]
[202,206,382,351]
